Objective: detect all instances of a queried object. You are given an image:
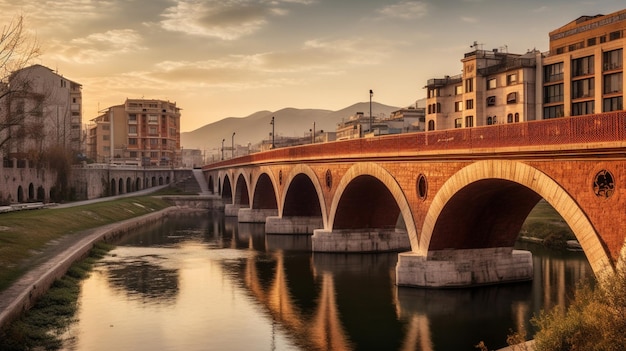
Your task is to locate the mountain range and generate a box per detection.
[180,102,405,152]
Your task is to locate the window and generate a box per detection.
[604,72,623,94]
[603,96,623,112]
[149,126,158,135]
[507,73,517,85]
[465,78,473,93]
[603,49,623,71]
[465,99,474,110]
[486,96,496,106]
[102,135,110,141]
[455,101,463,112]
[515,113,520,122]
[572,78,594,99]
[507,92,517,104]
[455,85,463,95]
[544,105,564,119]
[572,56,594,77]
[588,37,596,47]
[487,78,496,90]
[129,125,137,134]
[454,118,462,128]
[487,116,493,125]
[428,120,435,131]
[556,47,565,54]
[148,114,158,124]
[129,138,137,145]
[544,84,564,103]
[150,138,158,145]
[428,88,440,98]
[572,101,594,116]
[129,151,137,158]
[465,115,474,127]
[436,103,441,113]
[103,125,110,131]
[568,41,584,52]
[128,114,137,123]
[609,30,622,41]
[150,152,158,158]
[544,62,564,82]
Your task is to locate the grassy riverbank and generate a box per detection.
[0,196,172,292]
[0,242,113,351]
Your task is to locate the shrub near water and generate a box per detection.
[531,264,626,351]
[0,242,113,351]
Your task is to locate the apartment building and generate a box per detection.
[541,8,625,118]
[1,64,82,158]
[425,48,539,131]
[87,99,181,166]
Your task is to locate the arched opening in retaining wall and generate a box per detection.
[252,173,277,210]
[166,176,170,184]
[234,173,250,207]
[126,177,132,193]
[28,183,34,201]
[17,186,24,203]
[110,179,116,196]
[136,178,142,191]
[151,176,157,187]
[118,178,124,194]
[159,177,164,185]
[37,186,45,201]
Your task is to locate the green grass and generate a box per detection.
[0,196,172,292]
[0,242,113,351]
[520,199,576,248]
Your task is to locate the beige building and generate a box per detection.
[87,99,181,166]
[425,48,539,131]
[541,8,625,118]
[1,64,82,158]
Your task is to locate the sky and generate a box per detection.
[0,0,623,132]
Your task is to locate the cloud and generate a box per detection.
[45,29,145,64]
[377,1,428,19]
[461,16,478,23]
[159,0,298,40]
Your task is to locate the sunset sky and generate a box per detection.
[1,0,623,132]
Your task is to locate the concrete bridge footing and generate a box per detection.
[312,228,411,252]
[224,204,243,217]
[265,216,324,234]
[395,247,533,288]
[237,208,278,223]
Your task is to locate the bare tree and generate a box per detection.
[0,15,41,153]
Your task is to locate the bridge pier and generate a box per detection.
[265,216,323,234]
[395,247,533,288]
[312,228,411,252]
[237,208,278,223]
[224,204,242,217]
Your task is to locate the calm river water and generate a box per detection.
[60,211,592,351]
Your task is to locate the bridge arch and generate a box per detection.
[220,172,233,202]
[282,164,327,227]
[328,162,417,245]
[419,160,613,278]
[251,168,278,211]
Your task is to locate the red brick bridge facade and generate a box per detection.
[203,112,626,287]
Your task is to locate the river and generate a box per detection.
[60,211,592,351]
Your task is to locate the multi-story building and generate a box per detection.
[87,99,181,166]
[1,64,82,158]
[425,48,539,131]
[541,8,625,118]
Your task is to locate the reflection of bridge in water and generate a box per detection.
[226,221,592,350]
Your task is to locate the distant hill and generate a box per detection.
[180,102,404,152]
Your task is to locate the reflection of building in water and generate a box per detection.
[399,315,433,351]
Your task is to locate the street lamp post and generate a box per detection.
[270,116,275,149]
[310,121,316,144]
[221,138,225,160]
[231,132,236,158]
[369,89,373,133]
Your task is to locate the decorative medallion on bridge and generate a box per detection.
[279,170,283,185]
[416,174,427,200]
[325,169,332,190]
[593,170,614,198]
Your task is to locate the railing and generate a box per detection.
[205,111,626,169]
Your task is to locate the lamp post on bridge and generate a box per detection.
[369,89,373,133]
[309,121,316,144]
[221,139,225,160]
[270,116,275,149]
[231,132,236,158]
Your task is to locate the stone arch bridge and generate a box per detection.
[203,112,626,288]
